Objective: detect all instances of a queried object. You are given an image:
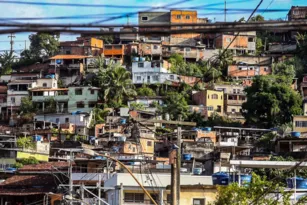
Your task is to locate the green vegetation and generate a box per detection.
[17,137,35,149]
[210,173,307,205]
[163,91,189,120]
[13,157,39,169]
[0,51,15,75]
[29,32,60,57]
[129,102,145,110]
[242,74,302,128]
[98,63,136,108]
[136,85,156,96]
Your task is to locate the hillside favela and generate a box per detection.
[2,0,307,204]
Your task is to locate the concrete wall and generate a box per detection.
[34,113,91,127]
[68,87,98,113]
[293,115,307,133]
[180,187,217,205]
[228,65,271,78]
[132,72,178,84]
[32,78,57,89]
[192,90,224,116]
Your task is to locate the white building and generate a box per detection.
[104,173,212,205]
[132,60,180,84]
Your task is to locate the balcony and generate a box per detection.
[227,100,245,105]
[68,64,81,69]
[104,45,124,56]
[184,51,197,58]
[216,140,238,147]
[32,95,69,102]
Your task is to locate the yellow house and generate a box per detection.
[293,115,307,133]
[192,90,224,117]
[179,185,218,205]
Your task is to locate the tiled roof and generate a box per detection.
[49,55,88,60]
[0,188,53,196]
[19,161,70,172]
[0,175,55,186]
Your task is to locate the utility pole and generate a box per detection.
[69,149,73,205]
[98,174,102,205]
[176,127,181,205]
[224,1,227,22]
[24,40,27,51]
[8,33,15,53]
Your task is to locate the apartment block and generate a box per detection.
[60,37,103,56]
[192,90,224,117]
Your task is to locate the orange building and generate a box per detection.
[103,44,125,64]
[60,37,103,56]
[227,65,271,79]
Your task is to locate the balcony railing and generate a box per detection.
[227,100,245,105]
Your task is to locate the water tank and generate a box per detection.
[139,57,146,62]
[291,132,301,138]
[132,57,139,62]
[212,172,230,185]
[120,118,126,125]
[33,135,42,141]
[94,156,106,160]
[203,127,212,132]
[231,174,252,186]
[182,154,192,161]
[118,137,126,142]
[287,177,307,189]
[193,168,202,175]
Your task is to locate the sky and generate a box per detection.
[0,0,306,55]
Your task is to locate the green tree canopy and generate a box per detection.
[163,91,189,120]
[210,173,305,205]
[0,51,15,75]
[242,75,302,128]
[136,85,156,96]
[29,32,60,57]
[98,64,136,108]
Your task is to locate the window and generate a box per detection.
[124,193,144,203]
[10,97,15,104]
[75,88,83,95]
[248,37,254,42]
[238,67,243,70]
[217,105,222,112]
[136,76,141,81]
[185,47,191,52]
[43,83,47,87]
[76,102,85,108]
[152,75,159,81]
[226,38,231,43]
[89,102,96,108]
[167,194,171,203]
[65,118,69,123]
[233,89,237,94]
[211,94,218,99]
[264,67,268,71]
[176,15,181,19]
[138,63,144,68]
[207,106,214,111]
[56,118,60,124]
[90,90,95,95]
[141,16,148,21]
[231,109,236,113]
[186,15,191,19]
[295,121,307,128]
[170,75,174,80]
[193,198,205,205]
[153,45,158,49]
[249,67,254,70]
[147,141,152,146]
[208,95,210,99]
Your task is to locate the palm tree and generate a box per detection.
[94,54,105,69]
[211,49,233,71]
[98,64,136,107]
[0,51,16,74]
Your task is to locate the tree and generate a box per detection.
[163,91,189,120]
[242,75,302,128]
[98,64,136,107]
[137,85,156,96]
[272,62,295,84]
[250,14,265,22]
[99,34,114,44]
[210,173,299,205]
[129,102,145,110]
[17,137,35,149]
[92,107,109,125]
[0,51,16,75]
[94,55,105,69]
[29,32,60,57]
[20,97,36,114]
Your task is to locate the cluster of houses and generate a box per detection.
[0,6,307,205]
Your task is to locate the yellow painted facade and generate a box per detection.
[17,151,49,162]
[293,115,307,133]
[90,38,103,48]
[192,90,224,117]
[140,138,155,155]
[179,186,218,205]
